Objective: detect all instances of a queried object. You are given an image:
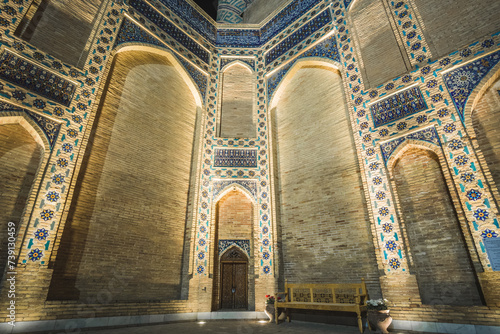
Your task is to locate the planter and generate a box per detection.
[264,303,275,322]
[367,309,392,334]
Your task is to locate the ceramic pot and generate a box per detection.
[264,303,275,322]
[367,309,392,334]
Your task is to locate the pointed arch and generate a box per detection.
[0,113,50,152]
[213,181,257,204]
[114,44,204,107]
[221,60,254,73]
[386,139,444,178]
[269,58,342,110]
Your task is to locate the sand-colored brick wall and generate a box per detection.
[217,189,253,241]
[472,79,500,208]
[0,124,43,278]
[350,0,408,88]
[220,64,255,138]
[412,0,500,58]
[17,0,106,66]
[47,50,198,302]
[393,148,483,306]
[272,64,381,296]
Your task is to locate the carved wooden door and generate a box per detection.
[221,263,247,309]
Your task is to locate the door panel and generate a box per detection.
[234,263,247,309]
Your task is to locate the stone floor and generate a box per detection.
[44,320,439,334]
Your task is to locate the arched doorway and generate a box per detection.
[219,247,248,310]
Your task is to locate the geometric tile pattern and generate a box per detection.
[220,57,255,70]
[216,29,261,48]
[0,101,61,149]
[128,0,210,63]
[443,50,500,122]
[217,0,254,24]
[219,240,251,257]
[213,180,258,199]
[214,148,257,167]
[115,18,164,49]
[260,0,321,44]
[267,35,340,100]
[380,126,440,164]
[343,0,353,8]
[265,9,332,65]
[157,0,217,44]
[370,86,427,127]
[0,51,76,107]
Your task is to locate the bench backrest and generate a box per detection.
[283,279,368,305]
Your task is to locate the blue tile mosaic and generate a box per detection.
[443,50,500,122]
[370,87,427,128]
[177,57,208,102]
[115,18,165,49]
[0,102,61,149]
[265,9,332,65]
[216,29,260,48]
[157,0,217,44]
[380,126,440,164]
[0,51,76,107]
[344,0,353,8]
[217,0,254,24]
[213,180,257,199]
[219,239,251,257]
[214,148,257,167]
[129,0,210,63]
[260,0,322,44]
[267,35,340,100]
[220,57,255,70]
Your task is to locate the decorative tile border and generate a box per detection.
[128,0,210,63]
[220,57,255,70]
[213,180,258,199]
[0,101,61,150]
[380,126,440,164]
[214,148,258,167]
[219,239,251,257]
[370,86,427,127]
[0,51,76,107]
[443,49,500,122]
[265,9,332,65]
[216,29,260,48]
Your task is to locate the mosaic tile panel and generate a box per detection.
[370,86,427,127]
[380,126,440,164]
[0,102,61,149]
[0,51,76,107]
[157,0,217,44]
[265,9,332,65]
[267,35,340,100]
[213,180,258,199]
[443,50,500,122]
[220,57,256,70]
[177,57,208,102]
[115,18,165,49]
[216,29,260,48]
[219,239,251,257]
[260,0,322,43]
[214,148,257,167]
[217,0,254,24]
[129,0,210,63]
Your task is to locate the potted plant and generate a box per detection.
[366,299,392,333]
[264,295,281,322]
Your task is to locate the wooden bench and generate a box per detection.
[274,278,369,333]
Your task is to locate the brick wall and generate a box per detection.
[16,0,105,66]
[350,0,408,88]
[413,0,500,58]
[272,64,381,297]
[0,124,43,279]
[393,148,483,306]
[220,64,255,138]
[48,50,198,302]
[472,79,500,208]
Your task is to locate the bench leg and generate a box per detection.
[357,312,363,333]
[287,309,291,322]
[275,307,279,324]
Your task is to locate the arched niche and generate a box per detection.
[391,145,483,306]
[210,186,255,311]
[219,62,255,138]
[15,0,107,67]
[48,48,201,302]
[0,116,46,279]
[270,59,381,297]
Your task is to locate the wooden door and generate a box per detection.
[220,247,248,310]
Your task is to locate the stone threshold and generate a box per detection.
[391,319,500,334]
